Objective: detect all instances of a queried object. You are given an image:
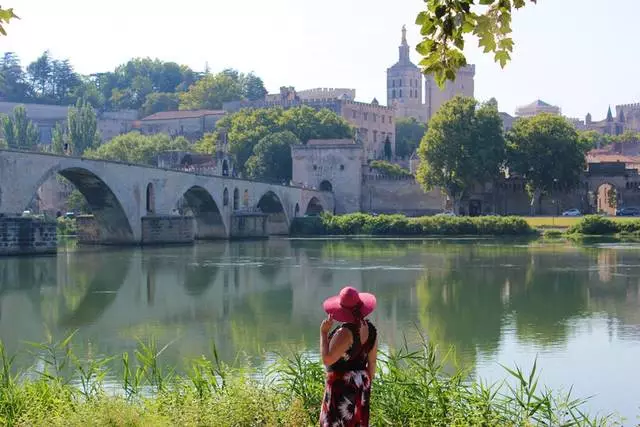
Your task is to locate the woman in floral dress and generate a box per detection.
[319,286,378,427]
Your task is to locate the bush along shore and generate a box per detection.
[566,215,640,236]
[0,336,618,426]
[291,213,535,236]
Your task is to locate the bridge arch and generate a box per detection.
[257,191,290,235]
[305,196,325,216]
[35,165,136,243]
[179,185,227,239]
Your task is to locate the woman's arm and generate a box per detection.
[367,337,378,381]
[321,327,353,367]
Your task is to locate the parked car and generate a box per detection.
[616,207,640,216]
[562,209,581,217]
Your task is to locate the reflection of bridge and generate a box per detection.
[0,150,333,243]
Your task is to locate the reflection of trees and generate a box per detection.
[56,252,131,328]
[414,252,506,369]
[509,252,590,347]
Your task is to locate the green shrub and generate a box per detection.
[543,229,564,239]
[56,217,77,236]
[369,160,412,177]
[291,214,534,236]
[617,219,640,233]
[567,215,619,235]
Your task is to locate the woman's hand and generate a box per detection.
[320,315,334,335]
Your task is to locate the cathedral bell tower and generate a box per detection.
[386,25,425,122]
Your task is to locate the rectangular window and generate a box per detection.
[382,115,385,124]
[373,114,377,122]
[364,112,368,121]
[352,110,356,119]
[373,130,378,143]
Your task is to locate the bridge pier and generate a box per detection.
[0,215,57,256]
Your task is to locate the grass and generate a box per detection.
[0,334,622,426]
[524,216,637,230]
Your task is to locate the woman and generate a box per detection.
[319,286,378,427]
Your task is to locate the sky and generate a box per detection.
[1,0,638,119]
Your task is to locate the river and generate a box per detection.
[0,238,639,422]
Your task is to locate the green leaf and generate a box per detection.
[494,50,510,68]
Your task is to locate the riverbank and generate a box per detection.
[291,213,535,236]
[0,338,616,426]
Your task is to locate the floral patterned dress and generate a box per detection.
[320,320,378,427]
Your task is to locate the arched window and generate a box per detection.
[243,189,249,207]
[222,159,229,177]
[223,188,229,206]
[146,183,155,214]
[233,188,239,210]
[319,180,333,192]
[295,203,300,217]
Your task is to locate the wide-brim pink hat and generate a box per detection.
[323,286,377,323]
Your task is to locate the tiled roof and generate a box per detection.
[587,153,640,164]
[141,110,225,121]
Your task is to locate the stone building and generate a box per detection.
[135,110,226,141]
[387,26,426,122]
[386,26,475,123]
[0,101,137,144]
[291,139,364,214]
[584,106,625,136]
[515,99,561,117]
[223,88,395,162]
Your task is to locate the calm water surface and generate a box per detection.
[0,238,639,422]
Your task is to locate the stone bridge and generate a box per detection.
[0,149,333,244]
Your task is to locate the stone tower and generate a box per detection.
[424,64,475,121]
[387,26,426,122]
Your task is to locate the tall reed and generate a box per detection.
[0,334,622,426]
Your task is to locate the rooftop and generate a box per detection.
[141,110,226,121]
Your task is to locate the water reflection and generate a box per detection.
[0,238,639,413]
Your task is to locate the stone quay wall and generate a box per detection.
[0,216,57,256]
[360,174,445,216]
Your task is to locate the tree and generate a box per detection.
[416,0,537,87]
[193,132,218,154]
[27,51,53,98]
[245,131,300,183]
[67,99,101,155]
[0,105,39,150]
[242,72,267,101]
[0,52,31,102]
[205,106,353,174]
[179,72,244,110]
[578,130,610,150]
[395,117,427,159]
[416,96,505,214]
[50,122,67,154]
[84,132,191,165]
[67,189,90,213]
[506,113,587,215]
[141,92,180,117]
[50,59,81,104]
